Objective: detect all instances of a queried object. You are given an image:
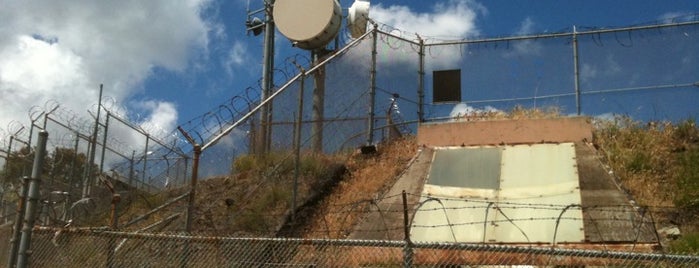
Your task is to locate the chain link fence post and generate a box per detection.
[106,175,121,268]
[16,130,48,268]
[402,190,413,267]
[6,176,29,268]
[182,143,201,267]
[417,35,425,123]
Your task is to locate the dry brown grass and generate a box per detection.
[114,151,349,236]
[193,151,347,236]
[114,107,699,249]
[301,136,417,238]
[592,116,699,253]
[593,117,699,208]
[453,105,563,121]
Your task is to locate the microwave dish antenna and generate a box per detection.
[273,0,342,50]
[348,0,370,38]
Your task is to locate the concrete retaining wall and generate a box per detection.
[417,117,592,147]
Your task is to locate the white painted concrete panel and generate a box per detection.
[500,143,578,189]
[411,143,585,243]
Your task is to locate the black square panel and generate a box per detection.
[433,69,461,103]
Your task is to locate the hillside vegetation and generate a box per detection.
[593,117,699,253]
[595,117,699,209]
[94,107,699,252]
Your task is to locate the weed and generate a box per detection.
[225,151,346,235]
[302,136,417,238]
[234,185,290,234]
[675,147,699,210]
[669,231,699,254]
[593,116,680,207]
[231,154,257,174]
[451,105,562,121]
[675,118,698,143]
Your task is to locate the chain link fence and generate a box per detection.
[0,100,191,228]
[7,184,699,267]
[2,15,699,268]
[180,16,699,192]
[16,227,699,267]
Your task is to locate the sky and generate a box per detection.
[1,0,698,147]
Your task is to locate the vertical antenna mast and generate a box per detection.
[246,0,275,154]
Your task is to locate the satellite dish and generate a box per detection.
[274,0,342,50]
[348,0,370,38]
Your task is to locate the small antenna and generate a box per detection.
[245,0,266,36]
[348,0,371,38]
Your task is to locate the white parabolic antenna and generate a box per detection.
[348,0,370,38]
[274,0,342,50]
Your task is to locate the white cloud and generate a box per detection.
[450,103,502,119]
[135,101,179,135]
[516,17,536,35]
[580,63,598,84]
[604,54,622,74]
[503,17,542,58]
[0,0,213,141]
[580,54,622,86]
[0,36,92,131]
[224,41,251,77]
[357,0,485,69]
[371,0,486,41]
[658,11,695,23]
[593,112,619,123]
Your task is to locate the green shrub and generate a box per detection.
[626,152,653,173]
[232,151,338,180]
[232,154,257,173]
[593,116,693,206]
[234,185,290,234]
[675,148,699,210]
[669,232,699,254]
[675,118,698,143]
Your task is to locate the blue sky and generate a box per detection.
[1,0,698,141]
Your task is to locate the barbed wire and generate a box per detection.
[2,18,699,265]
[26,226,699,267]
[0,127,6,149]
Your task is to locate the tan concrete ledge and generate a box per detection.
[418,117,592,147]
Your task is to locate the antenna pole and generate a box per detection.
[311,50,326,153]
[259,0,275,154]
[367,26,377,146]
